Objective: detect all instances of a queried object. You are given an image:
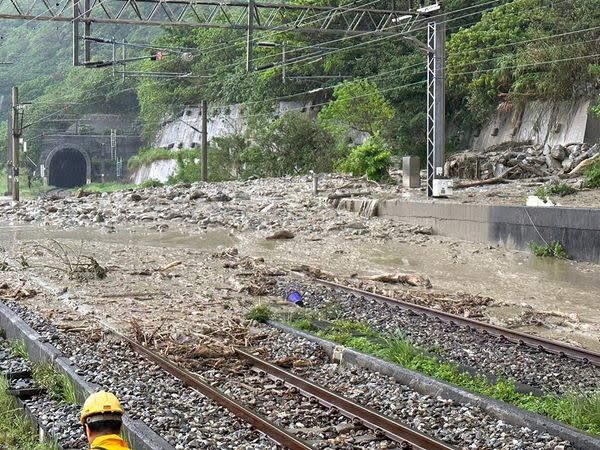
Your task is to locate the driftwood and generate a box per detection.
[360,273,431,288]
[455,166,517,189]
[569,152,600,175]
[290,264,336,280]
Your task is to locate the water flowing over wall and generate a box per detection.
[471,100,600,151]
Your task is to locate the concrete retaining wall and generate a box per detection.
[340,199,600,263]
[471,99,600,150]
[131,159,178,184]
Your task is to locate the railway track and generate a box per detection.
[106,323,454,450]
[316,279,600,368]
[0,288,590,449]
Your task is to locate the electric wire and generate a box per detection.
[191,0,561,78]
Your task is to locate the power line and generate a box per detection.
[190,0,557,79]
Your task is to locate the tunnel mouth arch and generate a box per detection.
[47,147,88,188]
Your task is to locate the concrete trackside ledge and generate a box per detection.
[270,322,600,450]
[0,302,175,450]
[339,198,600,263]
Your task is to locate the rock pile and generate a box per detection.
[446,141,599,180]
[0,175,421,242]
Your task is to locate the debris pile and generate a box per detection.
[446,141,599,181]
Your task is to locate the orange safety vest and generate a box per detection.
[90,434,131,450]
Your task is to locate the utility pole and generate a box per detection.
[11,86,20,202]
[425,8,446,197]
[201,100,208,182]
[246,0,254,72]
[6,111,12,196]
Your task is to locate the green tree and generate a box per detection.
[245,112,335,177]
[318,79,395,139]
[447,0,600,123]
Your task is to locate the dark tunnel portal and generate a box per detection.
[48,148,87,188]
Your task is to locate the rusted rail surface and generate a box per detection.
[316,279,600,368]
[106,322,454,450]
[235,348,455,450]
[108,328,313,450]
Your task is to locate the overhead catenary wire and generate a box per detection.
[166,0,509,61]
[128,46,600,132]
[29,24,600,133]
[190,0,566,79]
[14,0,598,136]
[252,0,573,75]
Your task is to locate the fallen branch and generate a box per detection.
[360,273,431,288]
[569,152,600,175]
[455,166,517,189]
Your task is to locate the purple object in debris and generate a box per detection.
[286,291,304,307]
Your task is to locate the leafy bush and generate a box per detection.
[337,136,392,181]
[128,148,174,171]
[319,79,395,138]
[139,179,163,189]
[209,133,252,181]
[534,182,577,198]
[246,112,336,177]
[168,149,202,184]
[530,241,570,259]
[584,157,600,188]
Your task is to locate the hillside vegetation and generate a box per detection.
[0,0,598,181]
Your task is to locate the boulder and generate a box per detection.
[550,145,566,161]
[265,230,295,240]
[545,155,563,170]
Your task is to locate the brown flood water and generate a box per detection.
[1,223,599,350]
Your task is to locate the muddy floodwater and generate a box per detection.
[1,222,599,351]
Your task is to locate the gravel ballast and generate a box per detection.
[280,282,600,395]
[252,327,579,450]
[2,300,279,450]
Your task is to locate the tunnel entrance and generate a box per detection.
[48,148,87,188]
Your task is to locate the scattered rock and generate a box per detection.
[266,230,295,240]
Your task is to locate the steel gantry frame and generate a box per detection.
[426,14,445,197]
[1,0,445,198]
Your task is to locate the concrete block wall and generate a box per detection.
[340,199,600,263]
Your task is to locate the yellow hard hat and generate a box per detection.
[80,391,124,424]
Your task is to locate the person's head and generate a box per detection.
[80,391,124,444]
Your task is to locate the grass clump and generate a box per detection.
[128,148,174,171]
[530,241,570,259]
[9,340,29,359]
[138,179,163,189]
[0,376,58,450]
[32,364,77,404]
[584,157,600,188]
[288,316,600,435]
[534,182,577,198]
[245,304,273,323]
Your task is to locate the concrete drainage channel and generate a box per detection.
[0,302,175,450]
[270,322,600,450]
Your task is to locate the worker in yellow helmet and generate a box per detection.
[80,391,130,450]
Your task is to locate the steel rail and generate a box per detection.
[316,279,600,368]
[107,328,313,450]
[235,348,455,450]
